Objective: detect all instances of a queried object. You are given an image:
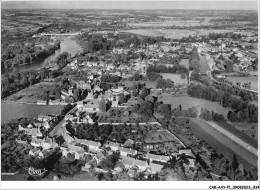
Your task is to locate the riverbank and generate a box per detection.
[3,37,82,74]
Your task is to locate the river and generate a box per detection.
[4,37,82,74]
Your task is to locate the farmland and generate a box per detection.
[120,29,196,39]
[1,102,64,124]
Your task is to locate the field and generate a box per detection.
[1,102,64,124]
[225,76,258,91]
[195,29,235,35]
[128,20,210,27]
[157,94,232,117]
[4,82,58,104]
[121,80,156,89]
[160,73,188,85]
[144,130,180,144]
[120,29,196,39]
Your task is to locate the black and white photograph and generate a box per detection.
[1,0,259,189]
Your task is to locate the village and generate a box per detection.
[1,6,258,182]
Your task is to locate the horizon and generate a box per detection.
[1,1,259,10]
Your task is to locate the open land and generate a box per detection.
[160,73,188,85]
[3,82,58,104]
[1,102,63,124]
[225,76,258,91]
[158,94,232,117]
[120,29,196,39]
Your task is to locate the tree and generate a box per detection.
[225,60,233,72]
[73,88,82,101]
[133,72,140,81]
[118,93,125,105]
[140,87,149,100]
[132,88,138,97]
[99,95,106,112]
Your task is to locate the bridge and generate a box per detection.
[32,32,82,38]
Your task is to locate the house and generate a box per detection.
[75,138,101,152]
[27,128,43,138]
[93,152,105,164]
[31,137,43,147]
[145,153,170,163]
[148,163,164,174]
[113,162,125,173]
[77,100,99,112]
[107,142,121,152]
[133,159,148,171]
[60,133,75,144]
[49,99,61,105]
[38,115,53,122]
[65,114,78,122]
[178,149,196,167]
[66,144,84,159]
[41,138,58,150]
[29,149,44,158]
[124,139,135,148]
[95,166,109,173]
[37,100,47,105]
[121,156,135,169]
[118,147,137,157]
[179,59,189,69]
[41,138,52,150]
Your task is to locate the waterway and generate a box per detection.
[4,37,82,74]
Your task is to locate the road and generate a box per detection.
[49,106,77,137]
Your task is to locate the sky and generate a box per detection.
[1,0,258,10]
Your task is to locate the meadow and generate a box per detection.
[1,102,64,124]
[160,73,188,85]
[225,76,258,91]
[157,94,232,117]
[120,29,196,39]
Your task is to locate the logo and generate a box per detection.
[25,167,48,177]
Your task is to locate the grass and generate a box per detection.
[144,130,179,144]
[229,122,258,141]
[120,29,196,39]
[225,76,258,91]
[128,20,206,27]
[5,82,58,104]
[121,80,156,89]
[158,94,232,117]
[160,73,188,85]
[195,29,235,35]
[1,102,64,124]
